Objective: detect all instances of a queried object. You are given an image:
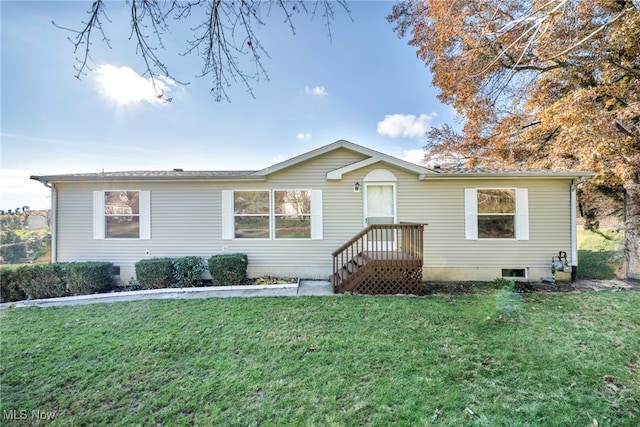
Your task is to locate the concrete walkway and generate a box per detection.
[0,280,334,309]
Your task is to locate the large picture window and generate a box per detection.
[105,191,140,238]
[465,188,529,240]
[222,189,322,240]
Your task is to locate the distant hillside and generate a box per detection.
[0,210,51,264]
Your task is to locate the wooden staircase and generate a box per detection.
[332,223,425,295]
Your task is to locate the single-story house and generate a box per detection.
[31,140,593,294]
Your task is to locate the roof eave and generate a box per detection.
[420,172,596,180]
[30,175,266,183]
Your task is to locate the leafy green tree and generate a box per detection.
[1,231,27,264]
[389,0,640,278]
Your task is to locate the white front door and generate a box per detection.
[365,184,396,250]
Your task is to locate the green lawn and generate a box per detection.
[578,228,624,279]
[2,293,639,425]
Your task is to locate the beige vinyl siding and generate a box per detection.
[54,148,368,280]
[333,168,572,279]
[413,179,573,280]
[53,146,575,282]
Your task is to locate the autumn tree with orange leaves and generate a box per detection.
[389,0,640,279]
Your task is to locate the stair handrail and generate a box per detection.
[332,224,374,257]
[332,223,425,257]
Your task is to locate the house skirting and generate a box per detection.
[422,266,572,282]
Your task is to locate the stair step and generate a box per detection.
[353,255,369,266]
[335,268,350,281]
[345,262,359,274]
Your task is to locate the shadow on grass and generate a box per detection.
[578,250,621,279]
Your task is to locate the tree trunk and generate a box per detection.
[623,175,640,280]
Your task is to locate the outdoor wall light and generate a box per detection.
[353,182,361,192]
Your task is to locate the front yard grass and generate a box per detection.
[2,292,639,425]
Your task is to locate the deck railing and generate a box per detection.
[332,223,425,293]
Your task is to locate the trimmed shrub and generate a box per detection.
[0,268,27,303]
[66,262,114,295]
[135,258,174,289]
[172,256,206,288]
[17,264,67,300]
[208,253,248,286]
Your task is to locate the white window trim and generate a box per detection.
[465,188,529,240]
[273,189,311,240]
[230,189,271,240]
[501,268,528,280]
[222,189,323,240]
[93,190,151,240]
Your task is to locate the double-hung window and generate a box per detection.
[93,190,151,239]
[465,188,529,240]
[222,189,322,240]
[274,190,311,238]
[233,191,270,238]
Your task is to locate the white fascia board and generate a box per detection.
[327,158,381,180]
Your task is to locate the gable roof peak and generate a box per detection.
[255,139,433,178]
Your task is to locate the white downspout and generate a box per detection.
[44,181,57,263]
[570,180,578,282]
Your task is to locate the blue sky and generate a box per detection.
[1,1,457,211]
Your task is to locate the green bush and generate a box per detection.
[172,256,206,288]
[17,264,67,300]
[135,258,175,289]
[208,253,248,286]
[66,262,114,295]
[0,268,27,303]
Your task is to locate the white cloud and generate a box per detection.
[377,113,437,139]
[95,65,173,104]
[305,86,327,97]
[0,169,51,210]
[400,148,427,166]
[296,132,312,141]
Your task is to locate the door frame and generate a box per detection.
[363,182,397,227]
[363,182,397,251]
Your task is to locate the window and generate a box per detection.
[104,191,140,238]
[222,190,322,240]
[502,268,527,279]
[93,191,150,240]
[274,190,311,238]
[465,188,528,240]
[477,189,515,238]
[233,191,270,238]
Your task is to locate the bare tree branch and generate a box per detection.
[52,0,110,79]
[54,0,351,102]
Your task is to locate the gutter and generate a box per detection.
[570,180,578,281]
[30,175,266,184]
